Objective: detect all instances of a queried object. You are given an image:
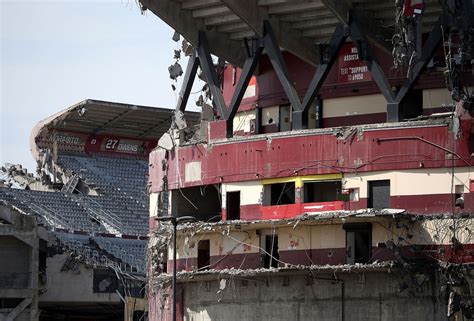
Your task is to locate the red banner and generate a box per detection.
[338,43,372,84]
[37,130,156,157]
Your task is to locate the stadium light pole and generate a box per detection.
[155,215,198,321]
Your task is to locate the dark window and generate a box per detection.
[160,250,168,274]
[39,239,47,273]
[264,183,295,205]
[368,180,390,209]
[171,185,221,222]
[344,223,372,264]
[158,191,169,216]
[39,248,47,287]
[226,191,240,220]
[263,235,279,268]
[401,89,422,119]
[197,240,210,270]
[279,105,291,132]
[455,185,464,208]
[0,298,23,309]
[93,269,118,293]
[304,181,341,203]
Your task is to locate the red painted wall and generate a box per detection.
[222,65,258,111]
[150,120,473,193]
[221,44,450,112]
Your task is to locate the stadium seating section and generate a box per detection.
[0,153,150,274]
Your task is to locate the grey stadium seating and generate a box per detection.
[0,153,152,274]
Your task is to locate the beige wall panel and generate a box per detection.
[149,192,159,217]
[173,230,261,260]
[310,224,346,249]
[185,161,201,182]
[214,230,260,256]
[221,181,263,206]
[279,226,311,251]
[371,222,409,246]
[323,94,386,118]
[411,218,473,245]
[262,106,279,125]
[422,88,452,109]
[174,234,197,259]
[344,167,472,198]
[422,87,473,109]
[233,110,256,133]
[373,218,473,247]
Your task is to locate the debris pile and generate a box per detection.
[151,261,399,285]
[0,163,34,189]
[148,224,173,277]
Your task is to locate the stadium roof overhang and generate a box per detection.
[139,0,444,67]
[30,99,200,158]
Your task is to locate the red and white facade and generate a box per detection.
[148,43,474,320]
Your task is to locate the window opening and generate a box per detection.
[263,234,279,268]
[279,105,291,132]
[264,182,296,205]
[455,184,464,208]
[303,180,341,203]
[344,223,372,264]
[171,185,221,222]
[226,191,240,220]
[197,240,210,270]
[368,180,390,209]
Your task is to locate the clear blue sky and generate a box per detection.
[1,0,200,171]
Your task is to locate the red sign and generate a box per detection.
[37,129,156,157]
[36,131,89,154]
[87,135,156,156]
[403,0,425,16]
[338,43,372,84]
[102,137,148,154]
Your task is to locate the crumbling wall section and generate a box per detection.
[0,205,39,321]
[149,270,454,321]
[38,253,120,303]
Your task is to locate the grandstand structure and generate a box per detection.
[143,1,474,321]
[0,99,199,320]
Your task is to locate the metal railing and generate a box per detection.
[30,203,74,231]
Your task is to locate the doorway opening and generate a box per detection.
[226,191,240,220]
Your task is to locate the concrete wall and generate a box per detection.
[0,236,31,289]
[0,236,30,274]
[153,272,447,321]
[262,106,279,126]
[39,253,119,303]
[0,310,31,321]
[0,205,39,321]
